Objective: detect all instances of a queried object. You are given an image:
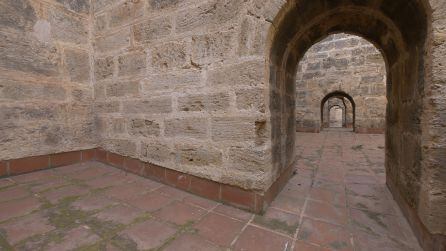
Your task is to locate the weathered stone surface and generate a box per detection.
[133,16,172,44]
[175,0,243,33]
[94,56,114,81]
[94,29,130,54]
[176,143,222,166]
[94,101,120,113]
[178,93,230,112]
[123,97,172,114]
[109,0,144,28]
[150,41,188,70]
[191,31,234,65]
[165,117,207,139]
[207,60,264,87]
[103,138,137,157]
[147,0,181,11]
[0,32,59,77]
[56,0,90,14]
[211,117,256,142]
[64,48,90,83]
[227,147,269,173]
[48,8,88,45]
[106,81,139,97]
[236,88,265,113]
[92,0,122,13]
[141,140,171,163]
[142,72,202,93]
[129,119,160,137]
[118,51,147,77]
[0,79,66,101]
[94,14,107,33]
[0,0,37,32]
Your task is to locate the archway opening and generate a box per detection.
[320,90,358,132]
[267,0,431,248]
[329,105,343,128]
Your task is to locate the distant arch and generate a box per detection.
[321,91,355,131]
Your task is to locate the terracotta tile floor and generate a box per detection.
[0,132,421,250]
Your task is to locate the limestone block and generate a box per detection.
[109,117,126,134]
[56,0,90,14]
[227,147,269,173]
[71,87,93,102]
[133,16,172,44]
[165,117,207,139]
[0,104,62,121]
[106,81,140,97]
[238,17,269,56]
[191,31,234,65]
[94,14,107,33]
[0,0,36,32]
[94,29,130,54]
[94,101,120,113]
[93,0,122,13]
[147,0,182,11]
[64,48,90,83]
[109,0,144,28]
[0,79,66,101]
[175,0,242,33]
[150,41,188,70]
[178,93,230,112]
[122,97,172,114]
[175,143,222,166]
[207,60,264,87]
[141,139,172,163]
[235,88,265,113]
[211,117,256,142]
[103,138,137,157]
[142,71,202,93]
[118,51,147,77]
[129,119,160,137]
[0,32,59,77]
[48,8,88,45]
[94,56,114,81]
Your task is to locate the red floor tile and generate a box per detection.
[297,218,353,250]
[126,192,173,212]
[164,233,221,251]
[303,200,348,226]
[0,212,55,245]
[94,205,143,225]
[154,201,206,225]
[195,212,245,247]
[119,219,177,250]
[233,225,292,251]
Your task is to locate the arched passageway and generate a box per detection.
[321,91,356,131]
[267,0,444,249]
[295,33,386,133]
[328,105,343,127]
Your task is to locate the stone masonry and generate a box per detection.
[296,33,387,132]
[92,0,270,191]
[0,0,445,249]
[0,0,95,160]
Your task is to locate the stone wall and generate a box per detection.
[0,0,445,245]
[0,0,95,160]
[92,0,272,191]
[295,34,387,133]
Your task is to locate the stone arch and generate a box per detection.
[321,91,355,130]
[328,105,344,128]
[265,0,443,249]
